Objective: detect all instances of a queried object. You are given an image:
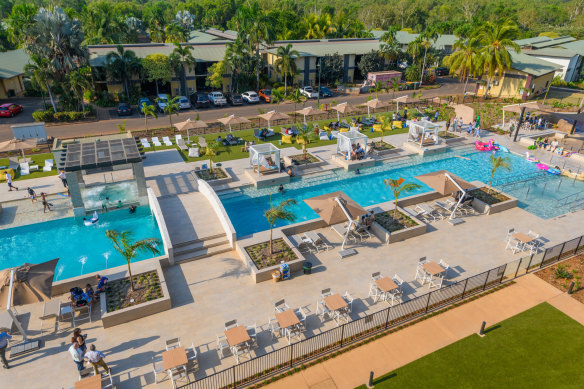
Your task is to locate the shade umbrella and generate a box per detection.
[0,138,38,160]
[363,98,388,118]
[304,191,367,250]
[174,118,208,141]
[217,114,251,133]
[393,95,421,114]
[415,170,475,220]
[295,106,326,125]
[258,110,291,129]
[331,102,359,121]
[502,102,552,126]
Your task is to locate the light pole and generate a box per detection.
[317,59,322,108]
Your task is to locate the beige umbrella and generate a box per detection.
[415,170,475,220]
[174,118,208,140]
[0,138,38,160]
[295,106,326,124]
[331,102,359,121]
[393,95,421,114]
[217,114,251,133]
[0,259,59,310]
[363,98,388,118]
[258,110,291,129]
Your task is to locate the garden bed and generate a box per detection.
[370,141,395,151]
[375,210,417,232]
[194,167,232,186]
[283,153,326,170]
[470,187,510,205]
[470,187,518,215]
[105,270,162,312]
[438,131,459,139]
[370,207,427,244]
[245,238,298,270]
[536,254,584,302]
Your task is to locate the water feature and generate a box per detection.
[81,181,139,210]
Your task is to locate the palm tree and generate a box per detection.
[66,67,92,111]
[378,115,392,147]
[274,44,299,96]
[105,45,141,99]
[443,36,482,95]
[24,55,57,112]
[297,126,312,160]
[205,140,222,170]
[384,178,422,218]
[390,78,400,100]
[82,1,123,44]
[244,3,274,91]
[105,230,160,292]
[407,37,424,64]
[142,103,158,135]
[289,89,306,121]
[370,82,384,99]
[264,199,297,254]
[170,43,196,96]
[418,31,438,85]
[476,21,521,98]
[271,89,284,104]
[301,14,325,39]
[162,96,180,129]
[224,39,249,93]
[165,23,189,43]
[488,155,511,194]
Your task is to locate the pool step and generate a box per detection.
[174,233,226,248]
[173,235,232,262]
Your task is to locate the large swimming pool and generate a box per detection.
[221,149,584,236]
[0,206,163,281]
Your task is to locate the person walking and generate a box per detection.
[40,192,51,213]
[72,328,87,354]
[5,171,18,192]
[27,187,37,202]
[452,117,458,132]
[0,328,11,369]
[84,344,110,375]
[69,341,84,371]
[58,170,68,188]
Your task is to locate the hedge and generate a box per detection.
[32,110,93,123]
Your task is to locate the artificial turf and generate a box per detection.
[362,303,584,389]
[0,152,59,181]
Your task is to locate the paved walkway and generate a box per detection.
[265,274,580,389]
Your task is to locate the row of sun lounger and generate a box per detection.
[140,135,190,150]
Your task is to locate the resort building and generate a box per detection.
[0,49,27,98]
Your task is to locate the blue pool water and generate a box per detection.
[0,207,163,281]
[221,149,584,236]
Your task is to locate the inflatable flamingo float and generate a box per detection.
[475,139,499,151]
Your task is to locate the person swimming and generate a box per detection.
[83,211,99,226]
[129,205,137,214]
[278,184,285,194]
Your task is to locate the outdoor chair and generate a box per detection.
[254,128,266,140]
[175,134,183,142]
[392,274,404,292]
[343,291,354,313]
[295,307,308,331]
[428,273,445,289]
[419,257,427,265]
[186,343,199,372]
[316,300,332,322]
[321,288,332,299]
[505,228,515,242]
[224,320,238,330]
[232,343,251,364]
[216,334,231,358]
[152,137,162,147]
[140,138,151,148]
[198,137,207,148]
[387,287,402,306]
[246,323,258,348]
[403,207,427,222]
[165,337,181,351]
[291,234,314,254]
[304,231,331,252]
[43,159,54,172]
[341,119,350,128]
[415,264,429,284]
[274,299,290,313]
[170,366,189,388]
[78,367,94,380]
[439,260,450,279]
[352,224,371,241]
[269,317,282,340]
[527,230,540,239]
[506,238,522,254]
[19,162,30,176]
[371,272,381,282]
[368,283,383,303]
[162,136,173,146]
[73,303,91,326]
[331,224,358,243]
[176,138,188,151]
[319,132,329,140]
[100,369,114,389]
[526,239,541,255]
[330,130,340,138]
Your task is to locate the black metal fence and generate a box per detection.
[179,234,584,389]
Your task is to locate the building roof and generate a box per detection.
[64,138,142,172]
[394,31,456,49]
[559,40,584,56]
[531,36,575,48]
[268,39,382,57]
[523,47,577,59]
[0,49,29,79]
[188,30,227,43]
[515,36,550,46]
[510,51,561,77]
[205,28,237,40]
[370,30,387,39]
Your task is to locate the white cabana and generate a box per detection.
[407,120,439,147]
[249,143,281,177]
[336,130,368,159]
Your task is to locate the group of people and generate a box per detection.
[350,143,366,160]
[450,116,481,138]
[535,137,564,154]
[358,210,376,230]
[24,186,53,213]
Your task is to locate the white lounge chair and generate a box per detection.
[177,138,188,150]
[198,137,207,148]
[152,137,162,147]
[19,162,30,175]
[331,224,357,243]
[43,159,54,172]
[162,136,172,146]
[188,147,200,158]
[291,234,314,253]
[175,134,183,142]
[140,138,151,148]
[319,132,329,141]
[304,231,331,251]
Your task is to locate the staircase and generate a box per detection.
[173,233,232,263]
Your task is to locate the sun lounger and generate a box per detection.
[352,224,371,241]
[152,137,162,147]
[162,136,173,146]
[19,162,30,176]
[304,231,331,251]
[177,138,188,150]
[43,159,54,172]
[291,234,314,253]
[188,147,200,158]
[319,132,329,141]
[175,134,183,142]
[331,224,357,243]
[198,137,207,148]
[140,138,151,148]
[254,128,265,140]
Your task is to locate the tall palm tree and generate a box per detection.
[24,55,57,112]
[390,78,400,100]
[205,140,222,170]
[443,36,482,95]
[301,14,325,39]
[384,178,422,218]
[289,89,306,121]
[488,155,511,194]
[297,126,312,160]
[274,44,299,96]
[105,230,160,292]
[105,45,141,99]
[162,96,180,129]
[244,2,274,91]
[169,43,196,96]
[224,39,249,93]
[407,37,424,64]
[264,199,297,254]
[142,103,158,135]
[419,31,438,85]
[66,67,92,111]
[476,20,521,98]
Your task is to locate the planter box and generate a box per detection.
[100,260,171,328]
[283,153,326,171]
[195,167,232,187]
[370,207,427,244]
[439,133,464,144]
[471,192,518,215]
[371,147,401,157]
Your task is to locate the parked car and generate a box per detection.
[258,89,272,103]
[116,103,132,116]
[0,103,23,117]
[242,91,260,103]
[208,91,227,106]
[226,93,243,105]
[156,93,170,112]
[137,97,154,113]
[177,96,191,110]
[299,86,318,99]
[318,86,333,98]
[190,92,210,108]
[435,67,449,76]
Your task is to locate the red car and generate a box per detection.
[0,103,23,117]
[258,89,272,103]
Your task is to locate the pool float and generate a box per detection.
[536,163,549,171]
[475,139,498,151]
[547,167,561,175]
[83,211,99,226]
[497,145,509,153]
[525,152,539,163]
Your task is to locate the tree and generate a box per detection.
[66,67,92,111]
[271,89,284,104]
[407,37,424,64]
[383,178,422,218]
[274,43,299,96]
[405,64,421,82]
[169,43,196,96]
[378,115,393,146]
[488,155,511,193]
[105,230,160,292]
[370,82,384,98]
[82,0,123,44]
[357,51,385,80]
[206,61,225,90]
[162,96,180,129]
[418,31,438,85]
[142,102,158,134]
[289,89,307,120]
[142,53,172,95]
[390,78,400,100]
[164,23,189,43]
[205,140,222,170]
[443,36,482,95]
[24,55,57,112]
[476,20,521,98]
[6,3,38,46]
[297,126,312,160]
[319,53,344,85]
[105,45,141,99]
[264,199,297,254]
[380,27,401,67]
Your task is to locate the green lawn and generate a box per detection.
[361,303,584,389]
[0,152,59,181]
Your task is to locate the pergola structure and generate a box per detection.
[407,120,439,147]
[249,143,281,177]
[336,130,368,158]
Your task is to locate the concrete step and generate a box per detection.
[174,235,228,255]
[174,242,233,262]
[173,233,226,248]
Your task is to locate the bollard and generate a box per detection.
[368,371,374,388]
[568,282,575,295]
[478,321,486,337]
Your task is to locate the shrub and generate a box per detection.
[32,110,55,122]
[554,264,572,279]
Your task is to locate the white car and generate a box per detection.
[242,91,260,104]
[156,93,170,112]
[177,96,191,110]
[299,86,318,99]
[208,91,227,106]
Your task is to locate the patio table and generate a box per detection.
[275,309,300,329]
[513,233,534,244]
[324,294,348,311]
[74,374,101,389]
[162,346,187,371]
[375,277,398,293]
[224,325,250,347]
[422,261,446,289]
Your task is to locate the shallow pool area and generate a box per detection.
[221,149,584,236]
[81,181,139,210]
[0,206,163,281]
